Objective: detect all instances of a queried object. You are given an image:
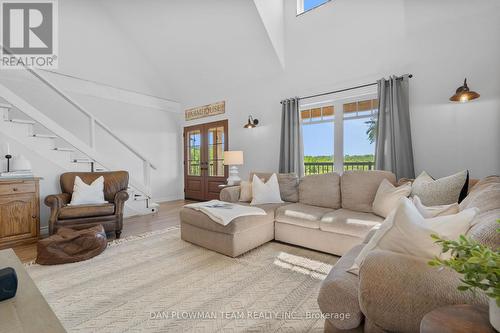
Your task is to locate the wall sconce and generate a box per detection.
[450,78,480,102]
[243,115,259,129]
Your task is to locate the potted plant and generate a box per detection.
[429,223,500,330]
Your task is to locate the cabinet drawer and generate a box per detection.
[0,182,36,196]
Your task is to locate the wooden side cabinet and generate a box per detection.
[0,178,40,249]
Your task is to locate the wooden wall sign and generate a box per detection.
[185,101,225,121]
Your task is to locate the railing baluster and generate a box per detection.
[304,161,374,174]
[143,160,151,193]
[89,116,96,149]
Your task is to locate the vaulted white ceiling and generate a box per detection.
[97,0,284,102]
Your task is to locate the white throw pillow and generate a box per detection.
[239,181,253,202]
[411,170,468,206]
[250,173,284,205]
[413,195,459,218]
[69,176,108,205]
[348,197,478,275]
[372,179,412,218]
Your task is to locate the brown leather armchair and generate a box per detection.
[45,171,129,238]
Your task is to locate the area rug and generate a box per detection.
[27,226,339,332]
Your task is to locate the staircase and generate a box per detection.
[0,68,159,217]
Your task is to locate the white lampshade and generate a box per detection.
[224,151,244,165]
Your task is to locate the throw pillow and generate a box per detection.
[250,173,284,205]
[411,170,469,206]
[413,195,459,218]
[239,181,253,202]
[69,176,107,205]
[372,178,412,218]
[348,197,478,275]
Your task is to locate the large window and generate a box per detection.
[297,0,331,15]
[301,96,378,175]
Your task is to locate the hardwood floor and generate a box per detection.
[11,200,190,263]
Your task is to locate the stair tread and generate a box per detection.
[54,147,75,152]
[8,118,36,124]
[33,134,57,138]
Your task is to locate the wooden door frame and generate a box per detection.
[183,119,229,200]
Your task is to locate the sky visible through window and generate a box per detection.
[303,0,330,12]
[303,119,375,156]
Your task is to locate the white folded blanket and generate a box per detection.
[184,200,267,226]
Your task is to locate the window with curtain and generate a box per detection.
[301,95,378,175]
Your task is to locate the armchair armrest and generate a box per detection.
[358,249,488,333]
[220,186,240,203]
[44,193,71,209]
[114,190,129,215]
[44,193,71,235]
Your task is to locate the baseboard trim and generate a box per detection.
[153,194,184,203]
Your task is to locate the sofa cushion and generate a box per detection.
[372,179,412,218]
[299,173,341,209]
[461,177,500,249]
[341,170,396,213]
[250,174,284,205]
[350,198,478,275]
[59,203,115,219]
[411,170,468,206]
[317,244,364,330]
[467,209,500,250]
[460,176,500,213]
[180,203,284,235]
[320,209,383,238]
[251,172,299,202]
[275,203,333,229]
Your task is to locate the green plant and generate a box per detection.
[365,117,377,144]
[428,220,500,306]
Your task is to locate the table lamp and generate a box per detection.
[224,151,244,185]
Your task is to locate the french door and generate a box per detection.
[184,120,228,201]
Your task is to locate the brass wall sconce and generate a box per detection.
[244,115,259,128]
[450,78,480,102]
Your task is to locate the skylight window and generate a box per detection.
[297,0,331,15]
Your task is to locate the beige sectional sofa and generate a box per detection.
[180,170,395,257]
[318,175,500,333]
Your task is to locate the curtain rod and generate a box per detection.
[283,74,413,103]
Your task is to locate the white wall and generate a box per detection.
[182,0,500,180]
[57,0,174,98]
[68,93,184,202]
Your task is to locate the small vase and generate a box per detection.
[489,298,500,331]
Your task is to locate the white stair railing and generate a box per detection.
[0,53,156,199]
[0,83,154,198]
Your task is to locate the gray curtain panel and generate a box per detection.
[279,97,304,177]
[375,75,415,179]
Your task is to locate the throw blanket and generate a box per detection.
[184,200,267,226]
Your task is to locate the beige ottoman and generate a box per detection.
[180,203,283,257]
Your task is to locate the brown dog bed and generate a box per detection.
[36,225,107,265]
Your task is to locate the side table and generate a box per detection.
[420,304,495,333]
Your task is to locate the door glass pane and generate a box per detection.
[187,130,201,176]
[208,126,225,176]
[343,99,377,171]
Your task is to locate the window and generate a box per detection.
[297,0,331,15]
[301,96,378,175]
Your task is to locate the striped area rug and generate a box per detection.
[27,227,338,332]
